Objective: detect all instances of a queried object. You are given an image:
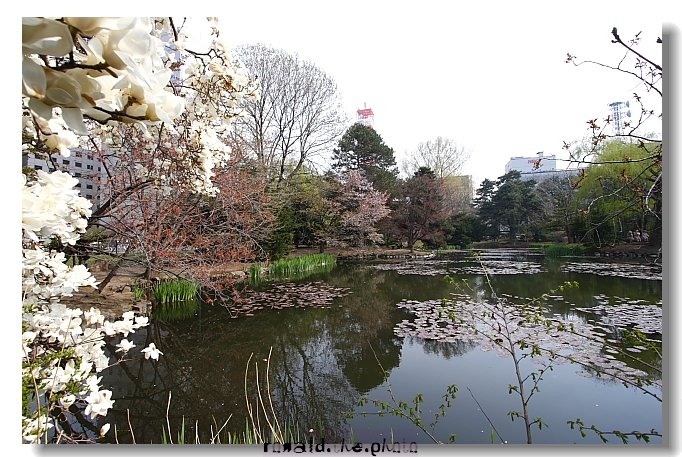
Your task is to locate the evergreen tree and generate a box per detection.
[332,123,399,193]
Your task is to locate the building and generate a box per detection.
[356,104,374,129]
[23,148,106,211]
[505,152,557,174]
[504,152,582,184]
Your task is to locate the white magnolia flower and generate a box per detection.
[84,389,115,418]
[141,343,163,361]
[22,17,73,57]
[115,339,136,353]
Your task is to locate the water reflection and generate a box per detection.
[98,255,662,444]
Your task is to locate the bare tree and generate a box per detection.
[231,44,349,183]
[401,136,471,179]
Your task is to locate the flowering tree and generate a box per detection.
[88,124,274,291]
[336,170,391,248]
[21,17,258,443]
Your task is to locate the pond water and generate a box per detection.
[97,250,663,445]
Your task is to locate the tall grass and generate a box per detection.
[530,243,584,257]
[151,279,200,321]
[153,279,199,304]
[249,254,336,282]
[156,348,338,445]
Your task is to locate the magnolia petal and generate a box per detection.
[28,97,53,121]
[61,108,89,135]
[22,18,74,57]
[22,57,46,99]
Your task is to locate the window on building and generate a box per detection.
[34,165,42,170]
[75,162,82,167]
[75,183,81,188]
[86,184,93,189]
[98,167,101,171]
[86,194,92,199]
[62,159,70,165]
[74,172,81,177]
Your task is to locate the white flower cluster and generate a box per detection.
[19,17,209,443]
[22,170,92,245]
[20,168,157,442]
[22,17,185,143]
[21,305,153,442]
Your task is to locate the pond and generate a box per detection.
[97,250,663,445]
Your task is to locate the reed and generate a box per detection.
[249,254,336,282]
[530,243,584,257]
[153,298,200,321]
[153,279,199,304]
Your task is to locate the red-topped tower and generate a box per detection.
[356,103,374,129]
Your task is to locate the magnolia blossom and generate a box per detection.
[84,389,115,418]
[22,170,92,244]
[22,415,55,444]
[21,16,258,443]
[141,343,163,361]
[115,339,136,353]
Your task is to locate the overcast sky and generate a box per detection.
[180,1,667,187]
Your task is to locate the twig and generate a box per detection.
[467,388,506,444]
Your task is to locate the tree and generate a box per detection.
[565,27,662,248]
[332,123,399,193]
[401,136,471,179]
[571,139,660,247]
[535,175,579,243]
[474,171,545,241]
[231,43,348,183]
[473,178,500,239]
[336,170,391,248]
[278,170,390,252]
[21,17,259,443]
[389,167,447,252]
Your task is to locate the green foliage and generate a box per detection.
[529,243,584,257]
[153,279,199,304]
[474,170,545,241]
[444,213,485,247]
[332,123,399,193]
[573,139,662,247]
[250,254,336,282]
[566,418,660,444]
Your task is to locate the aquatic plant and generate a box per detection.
[228,282,351,318]
[153,298,200,321]
[530,243,584,257]
[363,252,662,444]
[153,279,199,304]
[249,254,336,282]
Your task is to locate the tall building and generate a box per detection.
[608,101,631,136]
[504,152,580,183]
[23,148,106,211]
[356,104,374,129]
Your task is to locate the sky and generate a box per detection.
[179,1,668,188]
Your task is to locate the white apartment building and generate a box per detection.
[23,148,106,211]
